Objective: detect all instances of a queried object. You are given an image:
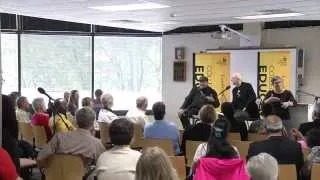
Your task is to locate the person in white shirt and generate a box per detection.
[16,96,31,122]
[96,118,141,180]
[126,96,148,127]
[98,93,118,123]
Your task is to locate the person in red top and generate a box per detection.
[31,97,52,141]
[0,148,20,180]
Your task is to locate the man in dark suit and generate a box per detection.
[298,103,320,136]
[247,115,304,173]
[231,73,256,111]
[178,76,220,129]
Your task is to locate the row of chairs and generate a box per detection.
[18,121,48,149]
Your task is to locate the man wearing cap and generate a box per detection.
[247,115,303,173]
[178,76,220,129]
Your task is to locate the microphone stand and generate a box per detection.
[297,90,320,105]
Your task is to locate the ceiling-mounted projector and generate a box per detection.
[211,25,251,41]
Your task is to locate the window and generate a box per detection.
[1,33,18,95]
[94,36,162,110]
[21,35,92,103]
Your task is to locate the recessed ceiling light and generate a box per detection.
[235,12,304,20]
[89,2,169,11]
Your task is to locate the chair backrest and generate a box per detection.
[32,125,48,149]
[142,139,175,156]
[278,164,297,180]
[130,123,144,148]
[169,156,186,180]
[99,122,110,145]
[247,133,266,142]
[19,122,34,145]
[230,140,252,159]
[185,140,204,167]
[311,163,320,180]
[46,155,84,180]
[227,133,241,141]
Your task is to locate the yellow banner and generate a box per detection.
[258,51,291,99]
[194,53,231,104]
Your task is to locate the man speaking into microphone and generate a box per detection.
[231,73,257,111]
[178,76,220,129]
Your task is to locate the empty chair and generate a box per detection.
[142,139,174,156]
[99,122,110,146]
[32,125,48,149]
[130,124,144,149]
[19,122,34,145]
[311,163,320,180]
[46,155,84,180]
[231,140,252,159]
[228,132,241,142]
[248,133,266,142]
[169,156,186,180]
[278,164,297,180]
[185,140,204,167]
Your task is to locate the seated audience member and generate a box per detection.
[16,96,31,122]
[135,147,179,180]
[249,103,273,134]
[193,118,249,180]
[221,102,248,141]
[96,118,141,180]
[247,115,304,172]
[50,98,76,133]
[63,91,70,104]
[298,103,320,136]
[67,90,79,116]
[31,98,52,141]
[98,93,118,123]
[82,97,94,108]
[181,105,216,154]
[93,89,104,118]
[144,102,181,154]
[193,118,240,167]
[247,153,278,180]
[300,129,320,180]
[126,96,148,127]
[0,148,21,180]
[38,107,105,167]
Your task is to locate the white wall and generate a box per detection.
[261,27,320,104]
[162,33,240,128]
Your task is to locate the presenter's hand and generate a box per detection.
[281,101,293,109]
[264,97,281,104]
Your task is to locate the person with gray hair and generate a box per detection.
[126,96,148,127]
[248,115,304,174]
[37,107,105,168]
[31,98,52,140]
[97,93,118,123]
[296,103,320,136]
[247,153,279,180]
[16,96,31,122]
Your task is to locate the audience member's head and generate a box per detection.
[32,98,46,113]
[75,107,95,130]
[63,91,70,103]
[312,103,320,127]
[95,89,103,100]
[265,115,283,134]
[152,102,166,120]
[16,96,30,111]
[306,129,320,149]
[199,105,216,124]
[9,91,20,109]
[54,98,67,114]
[135,147,179,180]
[82,97,94,108]
[199,76,209,89]
[246,101,260,119]
[231,73,242,87]
[101,93,114,109]
[221,102,235,122]
[109,118,134,146]
[247,153,278,180]
[271,76,283,92]
[136,96,148,111]
[206,118,238,159]
[69,90,79,106]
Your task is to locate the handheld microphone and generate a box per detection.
[219,85,231,96]
[37,87,55,101]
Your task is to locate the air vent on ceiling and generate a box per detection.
[110,20,142,23]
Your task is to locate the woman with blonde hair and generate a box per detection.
[135,147,179,180]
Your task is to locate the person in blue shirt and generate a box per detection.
[144,102,181,154]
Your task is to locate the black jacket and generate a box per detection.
[298,122,320,136]
[232,82,256,110]
[248,136,304,172]
[181,123,211,153]
[181,86,220,113]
